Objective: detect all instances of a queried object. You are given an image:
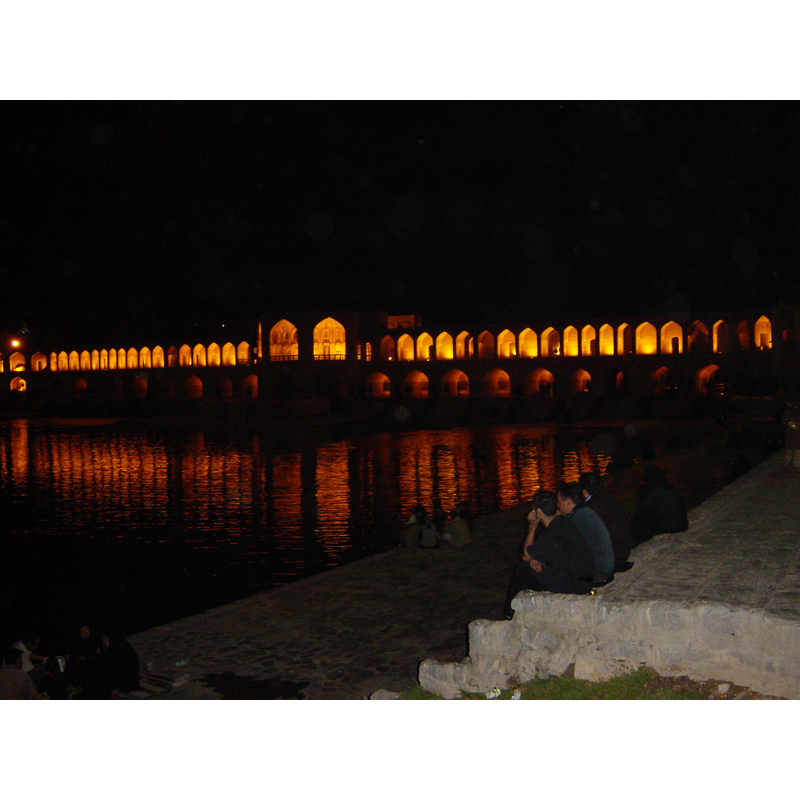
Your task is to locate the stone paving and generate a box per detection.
[127,449,799,699]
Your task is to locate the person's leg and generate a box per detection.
[503,561,542,618]
[537,566,592,595]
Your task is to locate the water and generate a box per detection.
[0,417,667,647]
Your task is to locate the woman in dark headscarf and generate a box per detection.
[630,465,688,547]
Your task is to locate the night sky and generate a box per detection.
[2,101,798,345]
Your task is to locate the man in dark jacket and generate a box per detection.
[630,465,689,546]
[503,491,594,619]
[578,472,633,571]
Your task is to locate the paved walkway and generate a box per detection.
[127,449,799,699]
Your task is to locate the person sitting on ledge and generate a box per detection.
[503,490,594,620]
[629,465,688,546]
[0,648,39,700]
[578,472,633,572]
[557,482,616,585]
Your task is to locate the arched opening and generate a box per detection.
[696,364,725,396]
[615,371,625,391]
[31,353,47,372]
[192,344,207,367]
[270,320,298,360]
[483,368,511,397]
[519,328,538,358]
[581,325,597,357]
[50,352,59,371]
[436,332,454,360]
[442,369,469,397]
[635,322,657,355]
[117,349,127,369]
[58,351,69,371]
[713,320,729,354]
[80,351,91,370]
[365,342,372,361]
[380,336,395,361]
[184,375,203,400]
[10,376,26,393]
[754,316,772,349]
[207,343,221,367]
[617,324,633,355]
[563,326,578,357]
[737,320,750,349]
[366,372,391,398]
[74,378,87,400]
[650,366,671,396]
[477,331,495,359]
[242,374,258,399]
[153,346,165,368]
[179,345,192,366]
[525,368,554,396]
[540,328,561,357]
[221,343,236,366]
[167,347,178,368]
[126,348,138,369]
[416,332,433,361]
[571,368,592,393]
[660,321,683,354]
[100,350,109,370]
[598,324,614,356]
[313,317,346,360]
[456,331,473,359]
[497,330,517,359]
[687,321,709,352]
[132,377,147,399]
[91,350,100,370]
[404,369,429,398]
[219,377,232,400]
[397,334,414,361]
[237,341,251,365]
[69,351,80,371]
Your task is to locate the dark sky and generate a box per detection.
[2,101,798,343]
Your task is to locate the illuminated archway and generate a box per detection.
[695,364,722,396]
[313,317,345,360]
[31,353,47,372]
[167,347,178,367]
[525,368,554,396]
[541,328,561,357]
[242,375,258,399]
[442,369,469,397]
[237,342,251,365]
[754,316,772,349]
[153,346,165,368]
[563,326,578,357]
[80,351,91,370]
[91,350,100,370]
[207,343,221,367]
[221,343,236,366]
[117,349,127,369]
[10,376,26,393]
[617,324,633,355]
[126,348,139,369]
[99,350,109,370]
[417,332,433,361]
[270,320,298,360]
[404,369,429,398]
[179,345,192,367]
[365,342,372,361]
[69,351,79,371]
[519,328,538,358]
[192,344,207,367]
[635,322,657,355]
[598,324,614,356]
[58,351,69,371]
[712,320,729,354]
[497,330,517,359]
[687,321,709,352]
[477,331,495,359]
[367,372,392,398]
[483,368,511,397]
[108,349,117,370]
[397,334,414,361]
[50,353,58,371]
[571,368,592,393]
[436,332,454,360]
[133,377,147,399]
[581,325,597,357]
[456,331,473,359]
[185,375,203,400]
[737,320,750,349]
[660,321,683,354]
[380,336,395,361]
[650,366,671,396]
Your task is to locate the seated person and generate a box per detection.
[630,465,689,546]
[100,630,141,695]
[578,472,633,571]
[503,490,594,619]
[442,504,471,548]
[557,482,616,584]
[11,634,47,686]
[0,648,39,700]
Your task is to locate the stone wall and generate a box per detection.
[418,592,800,699]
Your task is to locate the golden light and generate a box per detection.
[10,340,20,348]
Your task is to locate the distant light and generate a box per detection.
[10,340,20,348]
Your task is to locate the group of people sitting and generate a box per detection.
[504,466,688,619]
[401,498,473,549]
[0,624,140,700]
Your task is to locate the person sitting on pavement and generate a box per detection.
[578,472,634,572]
[781,398,800,470]
[0,648,39,700]
[442,503,471,548]
[11,634,47,687]
[556,482,615,585]
[99,628,141,696]
[629,465,689,547]
[503,490,595,619]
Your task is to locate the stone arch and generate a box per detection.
[221,342,236,366]
[541,328,561,357]
[50,352,59,371]
[179,345,192,367]
[598,324,614,356]
[635,322,657,355]
[167,347,178,367]
[192,344,207,367]
[117,349,127,369]
[404,369,429,398]
[367,371,392,398]
[218,377,232,400]
[313,317,345,360]
[237,341,251,366]
[519,328,538,358]
[397,334,414,361]
[436,332,454,360]
[483,368,511,397]
[58,351,69,371]
[380,335,395,361]
[581,325,597,357]
[132,376,147,399]
[477,331,495,359]
[687,321,709,353]
[184,375,203,400]
[695,364,723,396]
[571,368,592,393]
[109,349,118,370]
[456,331,473,359]
[80,351,91,370]
[74,377,87,400]
[99,350,109,370]
[525,368,554,396]
[713,320,729,354]
[153,346,165,368]
[242,374,258,399]
[617,324,633,355]
[91,350,100,370]
[497,330,517,359]
[207,343,221,367]
[660,321,683,354]
[125,348,138,369]
[270,320,298,360]
[365,342,372,361]
[31,352,47,372]
[417,332,433,361]
[650,366,671,396]
[10,376,26,393]
[737,320,750,349]
[563,326,579,357]
[754,316,772,349]
[69,351,80,371]
[442,369,469,397]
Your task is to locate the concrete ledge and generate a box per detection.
[418,592,800,698]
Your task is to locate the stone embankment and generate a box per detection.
[420,451,800,699]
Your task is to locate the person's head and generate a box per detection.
[578,472,603,498]
[4,648,23,668]
[79,625,91,640]
[556,483,584,516]
[532,490,558,523]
